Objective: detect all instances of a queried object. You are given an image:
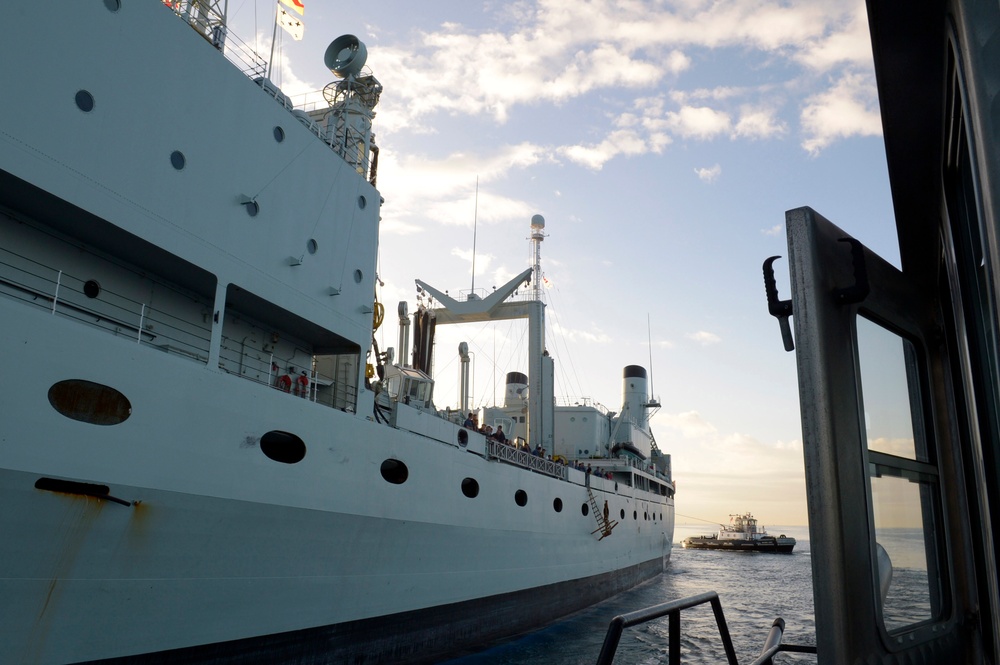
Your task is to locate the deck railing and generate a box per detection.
[0,246,212,362]
[487,440,568,480]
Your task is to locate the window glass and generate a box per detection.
[857,317,944,631]
[856,316,918,460]
[870,473,936,630]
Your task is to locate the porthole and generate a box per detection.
[83,280,101,299]
[634,510,638,520]
[75,90,95,113]
[260,430,306,464]
[553,498,563,512]
[244,200,260,217]
[514,489,527,506]
[380,458,408,484]
[273,126,285,142]
[461,477,479,498]
[620,509,625,520]
[307,238,318,254]
[354,269,363,283]
[644,512,648,521]
[48,379,131,426]
[170,150,186,170]
[581,503,589,516]
[103,0,121,12]
[358,195,367,209]
[457,429,469,446]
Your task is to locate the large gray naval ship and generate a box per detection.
[0,2,674,663]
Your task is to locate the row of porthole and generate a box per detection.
[46,379,665,519]
[70,88,369,217]
[381,458,664,521]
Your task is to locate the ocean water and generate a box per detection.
[443,525,817,665]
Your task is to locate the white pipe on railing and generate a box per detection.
[51,270,62,314]
[137,304,146,344]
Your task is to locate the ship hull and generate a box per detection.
[681,537,795,553]
[78,557,663,665]
[0,302,672,663]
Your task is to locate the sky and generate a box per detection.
[223,0,901,527]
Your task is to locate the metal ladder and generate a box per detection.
[587,487,617,540]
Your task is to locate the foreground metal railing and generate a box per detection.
[595,591,816,665]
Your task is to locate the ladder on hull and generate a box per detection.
[587,487,617,540]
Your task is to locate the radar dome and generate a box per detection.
[530,214,545,229]
[324,35,368,78]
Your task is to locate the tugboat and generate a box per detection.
[681,513,795,553]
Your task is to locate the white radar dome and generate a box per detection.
[325,35,368,78]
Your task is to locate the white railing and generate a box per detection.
[487,440,568,480]
[0,247,212,362]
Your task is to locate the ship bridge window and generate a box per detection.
[385,366,433,409]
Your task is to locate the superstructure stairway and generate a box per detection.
[587,487,617,540]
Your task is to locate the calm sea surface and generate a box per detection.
[443,524,816,665]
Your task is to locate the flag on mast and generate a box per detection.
[277,1,304,40]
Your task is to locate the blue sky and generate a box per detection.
[225,0,899,526]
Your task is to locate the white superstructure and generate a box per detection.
[0,3,674,663]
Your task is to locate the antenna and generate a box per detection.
[646,314,661,409]
[647,313,654,396]
[471,177,479,295]
[530,214,545,301]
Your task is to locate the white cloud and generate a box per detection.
[800,71,882,155]
[761,224,783,237]
[687,331,722,345]
[549,320,613,344]
[659,411,718,439]
[694,164,722,182]
[666,106,732,139]
[796,1,873,70]
[733,107,786,139]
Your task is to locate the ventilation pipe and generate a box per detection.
[459,342,471,413]
[397,302,411,367]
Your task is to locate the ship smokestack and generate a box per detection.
[622,365,648,430]
[504,371,528,407]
